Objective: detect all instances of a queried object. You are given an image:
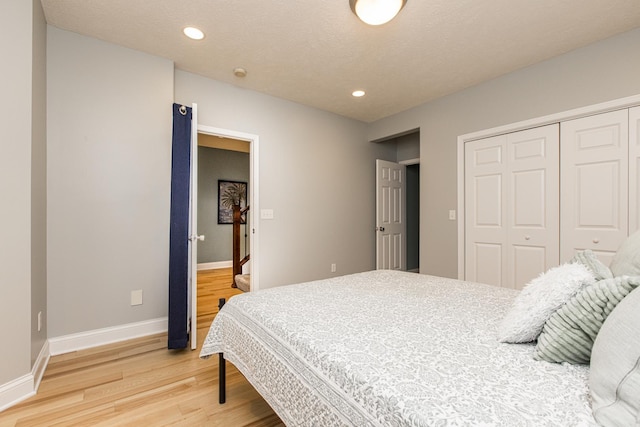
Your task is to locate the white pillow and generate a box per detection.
[590,286,640,426]
[609,230,640,277]
[498,263,595,343]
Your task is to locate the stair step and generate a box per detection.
[234,274,250,292]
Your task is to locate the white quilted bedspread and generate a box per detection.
[200,270,596,426]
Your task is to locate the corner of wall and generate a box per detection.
[0,340,49,413]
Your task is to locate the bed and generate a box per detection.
[200,268,638,426]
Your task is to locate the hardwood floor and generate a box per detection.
[0,268,284,427]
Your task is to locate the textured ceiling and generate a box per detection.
[41,0,640,122]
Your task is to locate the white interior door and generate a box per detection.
[188,103,202,351]
[560,109,629,265]
[376,159,406,270]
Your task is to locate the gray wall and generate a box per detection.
[396,132,420,162]
[47,27,174,337]
[31,0,47,367]
[44,26,395,338]
[197,147,250,264]
[369,28,640,279]
[176,70,397,288]
[0,0,35,385]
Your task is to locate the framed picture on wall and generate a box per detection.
[218,180,247,224]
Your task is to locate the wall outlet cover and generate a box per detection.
[131,290,143,306]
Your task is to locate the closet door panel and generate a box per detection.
[630,106,640,234]
[507,125,559,289]
[576,162,622,226]
[512,245,546,287]
[465,135,507,286]
[471,242,504,286]
[560,110,628,263]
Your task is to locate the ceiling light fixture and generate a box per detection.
[349,0,407,26]
[352,90,366,97]
[183,26,205,40]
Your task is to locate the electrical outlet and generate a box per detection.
[448,210,456,220]
[131,290,143,306]
[331,263,337,273]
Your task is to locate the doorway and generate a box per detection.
[191,125,260,349]
[196,133,250,272]
[376,130,420,272]
[195,125,259,290]
[190,125,259,349]
[405,162,420,272]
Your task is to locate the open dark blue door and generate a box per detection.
[168,103,191,349]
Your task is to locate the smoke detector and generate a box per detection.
[233,68,247,78]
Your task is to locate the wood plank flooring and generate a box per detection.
[0,268,284,427]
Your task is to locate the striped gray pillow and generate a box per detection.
[571,249,613,281]
[533,276,640,364]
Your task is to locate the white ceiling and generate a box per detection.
[41,0,640,123]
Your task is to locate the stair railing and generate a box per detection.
[232,204,250,287]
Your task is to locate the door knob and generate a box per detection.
[189,234,205,242]
[376,227,385,232]
[525,235,531,240]
[593,238,599,244]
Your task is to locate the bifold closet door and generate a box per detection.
[465,124,559,289]
[560,109,629,265]
[465,134,508,287]
[506,126,559,289]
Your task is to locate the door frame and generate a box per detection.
[457,93,640,280]
[196,124,260,292]
[189,104,199,350]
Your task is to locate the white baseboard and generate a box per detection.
[0,341,49,413]
[197,261,232,270]
[0,374,34,413]
[32,340,50,390]
[1,319,167,413]
[48,317,167,356]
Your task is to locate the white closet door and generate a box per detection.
[507,125,559,289]
[630,106,640,233]
[465,135,508,287]
[466,126,559,289]
[560,109,629,265]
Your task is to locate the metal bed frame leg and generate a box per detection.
[219,352,226,404]
[218,298,226,404]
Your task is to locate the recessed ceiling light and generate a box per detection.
[183,26,205,40]
[352,90,366,97]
